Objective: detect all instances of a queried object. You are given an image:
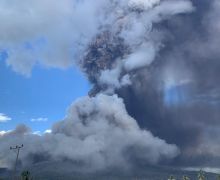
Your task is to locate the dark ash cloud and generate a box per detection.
[0,0,220,174]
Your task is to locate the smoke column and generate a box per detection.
[1,0,220,173]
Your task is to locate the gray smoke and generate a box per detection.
[81,0,220,168]
[0,0,220,173]
[0,95,178,171]
[114,0,220,168]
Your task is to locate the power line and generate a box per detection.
[10,144,23,180]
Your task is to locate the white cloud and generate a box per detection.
[31,117,48,122]
[0,131,6,136]
[0,0,107,76]
[33,131,42,135]
[0,130,11,136]
[32,129,52,135]
[44,129,52,134]
[0,113,11,123]
[30,130,52,136]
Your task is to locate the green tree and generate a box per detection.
[217,174,220,180]
[197,170,206,180]
[168,175,176,180]
[183,175,190,180]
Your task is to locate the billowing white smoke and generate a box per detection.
[0,0,194,78]
[0,0,195,171]
[95,0,194,92]
[0,95,179,170]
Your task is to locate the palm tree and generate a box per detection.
[168,175,176,180]
[197,170,206,180]
[182,175,190,180]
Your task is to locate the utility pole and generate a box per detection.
[10,144,24,180]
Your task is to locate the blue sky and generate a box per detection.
[0,53,90,132]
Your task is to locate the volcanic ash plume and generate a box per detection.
[0,95,179,171]
[4,0,220,173]
[81,0,194,95]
